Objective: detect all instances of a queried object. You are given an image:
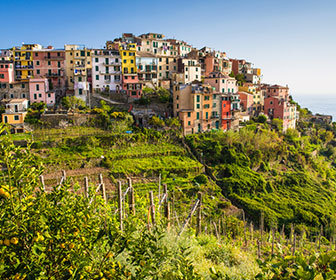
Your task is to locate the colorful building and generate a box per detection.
[238,91,254,114]
[32,46,66,99]
[0,60,14,84]
[119,43,142,97]
[263,84,296,131]
[12,44,41,81]
[2,98,28,132]
[136,52,158,87]
[0,82,29,100]
[177,58,201,84]
[92,49,122,92]
[173,83,218,135]
[64,44,92,102]
[29,78,55,106]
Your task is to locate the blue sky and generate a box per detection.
[2,0,336,95]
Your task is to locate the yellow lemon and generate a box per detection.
[10,237,19,245]
[60,243,66,249]
[4,239,11,246]
[69,243,75,249]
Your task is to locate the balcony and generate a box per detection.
[15,65,33,69]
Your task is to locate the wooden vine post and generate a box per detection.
[99,173,106,203]
[128,178,135,215]
[84,176,89,198]
[39,175,45,191]
[149,191,156,226]
[117,181,123,232]
[163,184,170,229]
[196,192,202,236]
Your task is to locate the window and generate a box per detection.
[222,88,225,93]
[95,58,98,63]
[95,66,99,71]
[197,95,200,102]
[21,84,25,89]
[206,112,208,119]
[36,84,39,91]
[58,62,61,67]
[81,51,85,57]
[196,104,200,109]
[48,61,51,66]
[130,60,134,64]
[10,84,13,89]
[38,94,42,98]
[187,112,191,117]
[14,115,19,121]
[188,121,191,126]
[87,52,90,56]
[177,104,179,109]
[78,89,83,95]
[96,75,99,80]
[78,77,82,82]
[36,61,40,66]
[196,112,199,120]
[123,59,126,63]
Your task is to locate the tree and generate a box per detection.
[61,96,86,111]
[149,116,165,128]
[257,115,267,123]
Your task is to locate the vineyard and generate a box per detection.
[2,121,336,279]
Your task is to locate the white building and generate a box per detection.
[92,49,122,92]
[178,58,201,84]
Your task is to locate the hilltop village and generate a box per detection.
[0,33,298,134]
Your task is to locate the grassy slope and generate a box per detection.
[186,123,336,235]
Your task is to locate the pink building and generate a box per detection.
[265,84,289,100]
[204,72,237,94]
[238,91,254,114]
[0,61,14,83]
[32,47,66,94]
[122,74,142,98]
[29,78,55,106]
[264,96,296,131]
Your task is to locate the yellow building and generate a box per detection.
[2,98,28,132]
[119,43,137,74]
[12,44,41,81]
[64,45,92,102]
[2,112,27,125]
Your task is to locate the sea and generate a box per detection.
[292,93,336,122]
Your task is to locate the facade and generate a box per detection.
[92,49,122,92]
[238,91,254,114]
[139,33,171,56]
[29,78,55,106]
[230,59,261,85]
[166,39,191,57]
[177,58,201,84]
[12,44,42,81]
[2,99,28,132]
[263,84,296,131]
[204,72,240,130]
[0,82,29,100]
[32,47,66,98]
[173,83,218,135]
[158,56,178,80]
[119,43,142,97]
[136,52,158,87]
[65,45,92,102]
[0,60,14,84]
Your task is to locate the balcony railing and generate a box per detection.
[46,72,64,77]
[15,65,33,69]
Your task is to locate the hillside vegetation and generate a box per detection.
[186,120,336,236]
